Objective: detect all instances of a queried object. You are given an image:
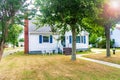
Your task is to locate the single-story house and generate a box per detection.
[24,20,89,54]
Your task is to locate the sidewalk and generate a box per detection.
[77,55,120,69]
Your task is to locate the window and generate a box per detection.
[112,39,115,43]
[81,36,84,43]
[39,35,53,43]
[84,36,86,44]
[110,30,113,35]
[76,36,80,43]
[43,36,49,42]
[69,36,86,44]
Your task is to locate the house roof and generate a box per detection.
[33,26,51,33]
[29,20,89,35]
[29,20,52,33]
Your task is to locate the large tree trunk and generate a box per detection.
[0,41,4,60]
[105,25,111,57]
[71,28,76,61]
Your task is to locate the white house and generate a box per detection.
[110,25,120,47]
[25,20,89,54]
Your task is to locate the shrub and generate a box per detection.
[98,39,114,48]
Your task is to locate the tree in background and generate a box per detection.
[89,34,99,47]
[82,0,120,57]
[34,0,103,61]
[97,38,114,48]
[0,0,26,60]
[7,24,23,48]
[96,0,120,57]
[19,38,24,42]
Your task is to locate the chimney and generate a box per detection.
[24,19,29,54]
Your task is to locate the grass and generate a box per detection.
[84,49,120,64]
[0,51,120,80]
[77,50,92,54]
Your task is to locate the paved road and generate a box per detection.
[2,47,24,57]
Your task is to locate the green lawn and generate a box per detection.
[0,51,120,80]
[84,49,120,65]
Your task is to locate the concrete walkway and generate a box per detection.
[77,55,120,69]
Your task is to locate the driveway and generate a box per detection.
[91,48,120,54]
[2,47,24,57]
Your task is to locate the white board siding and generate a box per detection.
[29,34,59,53]
[28,22,89,54]
[29,31,89,53]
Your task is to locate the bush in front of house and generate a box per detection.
[98,39,114,48]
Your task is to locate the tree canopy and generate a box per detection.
[35,0,103,60]
[7,24,23,48]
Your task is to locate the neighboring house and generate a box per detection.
[110,26,120,47]
[24,20,89,54]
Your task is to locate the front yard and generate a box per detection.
[0,51,120,80]
[84,48,120,64]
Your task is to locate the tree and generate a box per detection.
[96,0,120,57]
[0,0,26,60]
[89,34,99,47]
[82,0,120,57]
[81,18,104,47]
[35,0,102,60]
[19,38,24,42]
[7,24,23,48]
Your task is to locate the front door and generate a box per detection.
[61,36,66,47]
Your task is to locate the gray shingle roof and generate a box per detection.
[29,20,51,33]
[35,26,51,32]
